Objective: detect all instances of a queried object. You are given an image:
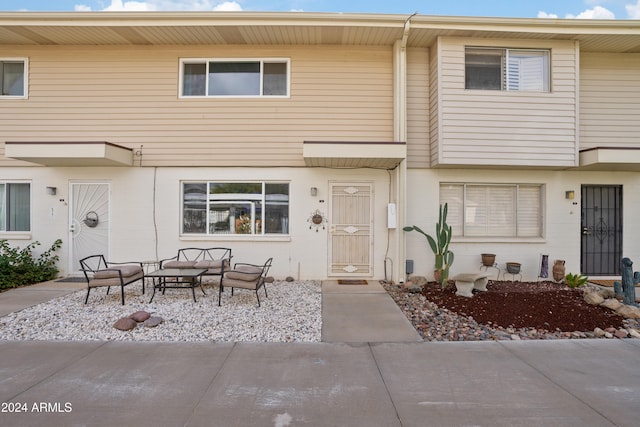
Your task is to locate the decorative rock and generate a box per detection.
[593,327,605,337]
[285,276,295,282]
[407,283,423,293]
[628,329,640,338]
[129,310,151,322]
[264,276,275,283]
[113,317,137,331]
[598,288,616,299]
[604,331,614,338]
[143,316,164,328]
[584,291,604,306]
[408,276,428,287]
[614,329,629,339]
[600,298,623,311]
[615,305,640,319]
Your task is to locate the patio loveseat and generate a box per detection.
[159,247,232,283]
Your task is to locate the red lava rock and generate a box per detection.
[113,317,137,331]
[129,311,151,322]
[421,281,624,332]
[614,329,629,338]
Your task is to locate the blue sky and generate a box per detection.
[3,0,640,19]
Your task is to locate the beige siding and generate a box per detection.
[580,52,640,150]
[435,37,578,168]
[0,45,393,167]
[429,40,440,166]
[406,47,430,168]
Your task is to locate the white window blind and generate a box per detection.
[440,183,543,238]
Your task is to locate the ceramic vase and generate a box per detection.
[552,260,566,282]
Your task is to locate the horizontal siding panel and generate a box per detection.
[580,52,640,150]
[434,37,578,167]
[0,44,394,167]
[407,47,430,168]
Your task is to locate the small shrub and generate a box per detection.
[0,239,63,291]
[564,272,588,288]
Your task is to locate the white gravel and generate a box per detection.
[0,280,322,342]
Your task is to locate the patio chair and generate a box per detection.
[218,258,273,307]
[80,255,144,305]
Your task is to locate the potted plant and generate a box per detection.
[403,203,454,288]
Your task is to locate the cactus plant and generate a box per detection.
[403,203,454,288]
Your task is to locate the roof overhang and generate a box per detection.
[579,147,640,171]
[1,12,640,53]
[4,141,134,166]
[303,141,406,169]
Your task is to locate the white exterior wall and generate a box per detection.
[0,166,393,280]
[405,169,640,281]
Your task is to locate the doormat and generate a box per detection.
[338,279,368,285]
[589,279,638,287]
[56,277,86,283]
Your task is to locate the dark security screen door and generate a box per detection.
[581,185,622,275]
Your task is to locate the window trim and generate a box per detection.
[0,58,28,99]
[464,47,550,93]
[440,182,545,240]
[178,58,290,99]
[180,180,291,238]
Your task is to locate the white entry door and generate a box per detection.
[329,182,373,277]
[69,182,110,274]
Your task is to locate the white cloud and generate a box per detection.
[626,0,640,18]
[214,1,242,11]
[539,5,615,20]
[566,6,616,19]
[537,11,558,19]
[75,0,243,12]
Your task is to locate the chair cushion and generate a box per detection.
[93,265,143,279]
[225,265,262,282]
[194,259,224,269]
[89,271,143,288]
[163,260,197,268]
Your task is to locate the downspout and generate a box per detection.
[392,13,414,283]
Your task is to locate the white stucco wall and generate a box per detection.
[405,169,640,281]
[0,166,395,281]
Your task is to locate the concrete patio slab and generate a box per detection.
[187,342,401,427]
[322,279,387,294]
[322,292,422,342]
[371,341,619,427]
[0,281,84,317]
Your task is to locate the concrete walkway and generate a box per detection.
[1,279,640,426]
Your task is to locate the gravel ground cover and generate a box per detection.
[0,280,321,342]
[384,280,640,341]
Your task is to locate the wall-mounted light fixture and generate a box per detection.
[46,186,57,196]
[565,190,575,200]
[310,187,318,197]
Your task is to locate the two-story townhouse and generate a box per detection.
[1,12,639,283]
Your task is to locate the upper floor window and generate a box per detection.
[182,181,289,236]
[465,47,550,92]
[1,59,27,98]
[180,59,289,97]
[0,182,30,232]
[441,183,543,238]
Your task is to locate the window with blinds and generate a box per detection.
[465,47,550,92]
[440,183,543,238]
